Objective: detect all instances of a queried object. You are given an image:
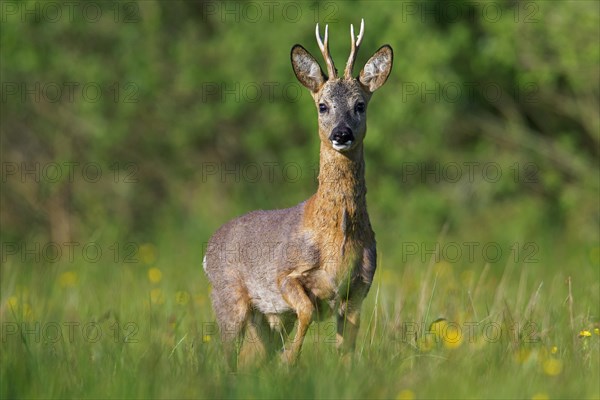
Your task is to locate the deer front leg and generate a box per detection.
[336,299,363,354]
[279,275,314,365]
[336,246,376,355]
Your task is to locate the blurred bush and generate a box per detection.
[1,1,598,262]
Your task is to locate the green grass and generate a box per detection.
[1,217,598,399]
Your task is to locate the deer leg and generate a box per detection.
[337,247,376,355]
[211,286,250,371]
[239,312,270,367]
[279,276,314,364]
[263,313,294,358]
[336,299,362,354]
[240,312,294,366]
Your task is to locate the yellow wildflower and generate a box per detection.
[148,267,162,283]
[426,318,463,349]
[442,323,462,349]
[542,358,562,376]
[594,328,599,336]
[203,334,212,343]
[7,296,18,309]
[550,346,558,355]
[139,243,158,265]
[396,389,415,400]
[514,348,532,364]
[58,271,78,288]
[578,330,592,338]
[531,393,549,400]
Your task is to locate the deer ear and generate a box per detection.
[291,44,326,93]
[359,45,393,93]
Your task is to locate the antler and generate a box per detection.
[344,19,365,79]
[315,23,337,79]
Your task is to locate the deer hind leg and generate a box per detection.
[238,311,296,367]
[211,284,251,371]
[237,312,264,367]
[279,276,314,364]
[265,313,296,358]
[238,311,281,366]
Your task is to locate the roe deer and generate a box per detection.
[203,19,393,368]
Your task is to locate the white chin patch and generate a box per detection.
[331,140,353,151]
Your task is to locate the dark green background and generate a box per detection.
[2,1,598,259]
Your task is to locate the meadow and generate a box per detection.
[1,1,599,398]
[2,215,599,399]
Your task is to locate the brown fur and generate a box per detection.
[204,23,393,369]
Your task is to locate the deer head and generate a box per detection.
[291,20,393,154]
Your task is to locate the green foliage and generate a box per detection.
[2,1,598,242]
[1,0,599,398]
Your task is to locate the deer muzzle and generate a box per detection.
[329,126,355,151]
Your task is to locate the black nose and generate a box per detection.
[329,126,354,144]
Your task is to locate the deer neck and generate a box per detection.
[303,141,371,248]
[316,142,367,213]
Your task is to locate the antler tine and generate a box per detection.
[357,18,365,46]
[315,23,337,79]
[344,18,365,79]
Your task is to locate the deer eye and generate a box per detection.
[355,102,366,113]
[318,103,328,114]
